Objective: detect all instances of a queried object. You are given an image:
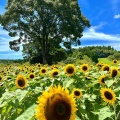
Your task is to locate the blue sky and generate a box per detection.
[0,0,120,59]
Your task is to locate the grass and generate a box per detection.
[98,58,120,67]
[98,58,113,65]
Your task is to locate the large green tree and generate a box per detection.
[0,0,90,64]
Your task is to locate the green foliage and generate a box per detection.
[69,46,117,63]
[108,51,120,60]
[98,58,113,65]
[63,55,94,65]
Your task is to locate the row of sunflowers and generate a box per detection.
[0,59,120,120]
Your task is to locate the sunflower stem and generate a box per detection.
[116,110,120,120]
[113,105,117,120]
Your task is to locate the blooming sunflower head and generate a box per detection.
[0,83,4,87]
[15,74,27,89]
[1,70,4,73]
[99,75,106,85]
[64,64,76,76]
[102,64,110,72]
[72,88,82,99]
[96,62,103,68]
[110,67,118,78]
[35,85,77,120]
[40,67,47,74]
[50,69,60,78]
[100,88,116,104]
[112,59,118,64]
[37,63,41,67]
[80,64,89,72]
[31,69,34,73]
[28,73,35,79]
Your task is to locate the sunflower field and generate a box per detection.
[0,59,120,120]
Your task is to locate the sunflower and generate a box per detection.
[1,70,4,73]
[118,68,120,72]
[6,76,12,80]
[37,63,41,68]
[64,64,76,76]
[80,64,89,72]
[99,75,106,85]
[102,64,110,72]
[31,69,34,73]
[72,88,82,99]
[40,67,47,74]
[35,85,77,120]
[100,88,116,104]
[112,59,118,64]
[0,83,4,87]
[28,73,35,79]
[15,74,27,89]
[50,69,60,78]
[96,62,103,68]
[110,67,118,78]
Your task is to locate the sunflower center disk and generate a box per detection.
[53,72,58,76]
[42,69,46,73]
[111,70,117,77]
[56,103,66,115]
[74,91,80,96]
[45,93,71,120]
[67,67,74,74]
[30,75,34,79]
[83,66,87,71]
[18,80,25,87]
[101,78,105,83]
[104,91,113,100]
[104,67,109,71]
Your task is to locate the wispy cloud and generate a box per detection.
[76,23,120,51]
[114,14,120,19]
[0,26,23,59]
[81,24,120,41]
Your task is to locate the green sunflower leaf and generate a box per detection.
[92,106,114,120]
[15,104,37,120]
[63,78,74,88]
[14,89,28,102]
[75,115,81,120]
[105,79,114,87]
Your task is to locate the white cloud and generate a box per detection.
[81,24,120,41]
[0,26,23,59]
[114,14,120,19]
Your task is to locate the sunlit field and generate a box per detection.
[0,59,120,120]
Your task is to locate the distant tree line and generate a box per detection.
[1,46,120,65]
[74,46,116,62]
[24,45,120,64]
[63,45,119,64]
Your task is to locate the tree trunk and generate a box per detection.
[42,43,48,64]
[43,51,47,64]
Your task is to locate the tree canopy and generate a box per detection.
[0,0,90,64]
